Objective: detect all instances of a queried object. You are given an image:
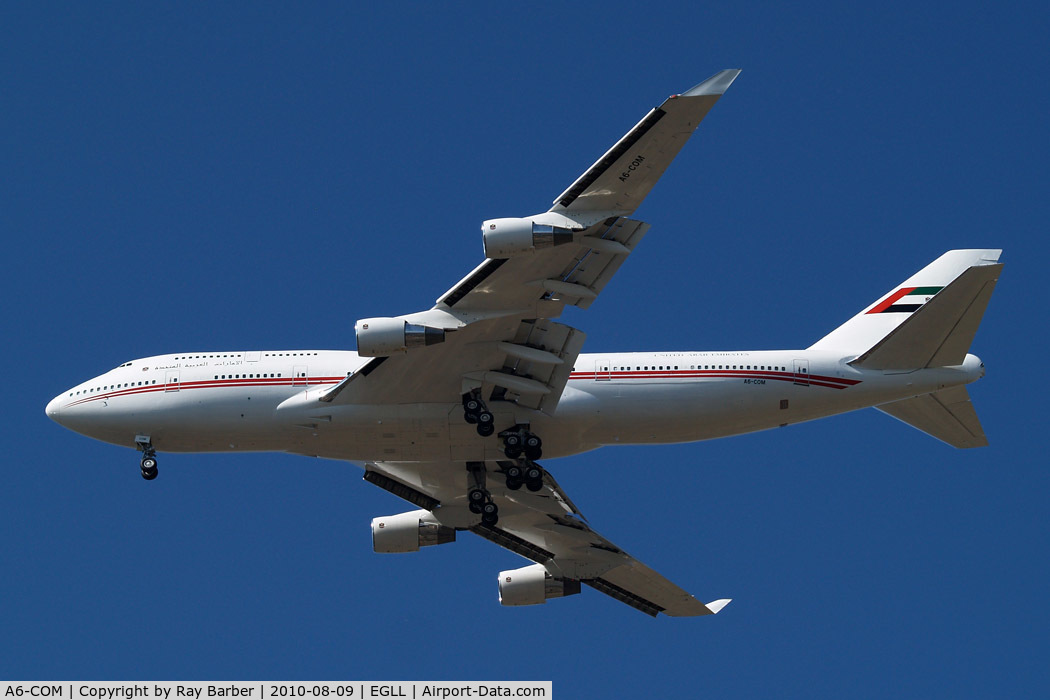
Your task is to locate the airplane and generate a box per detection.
[45,69,1003,618]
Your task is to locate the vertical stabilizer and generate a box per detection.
[809,250,1002,362]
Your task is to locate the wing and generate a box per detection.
[323,70,740,413]
[325,216,647,412]
[551,69,741,219]
[363,459,731,617]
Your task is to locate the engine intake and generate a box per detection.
[482,218,578,259]
[355,317,446,357]
[497,563,581,606]
[371,510,456,553]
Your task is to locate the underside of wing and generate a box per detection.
[325,217,648,411]
[550,69,740,222]
[362,459,730,618]
[320,72,741,413]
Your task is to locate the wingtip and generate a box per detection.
[706,598,732,614]
[681,69,741,97]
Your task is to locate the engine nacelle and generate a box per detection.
[371,510,456,553]
[497,563,581,606]
[482,218,577,259]
[355,317,446,357]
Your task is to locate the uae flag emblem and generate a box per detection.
[866,286,944,314]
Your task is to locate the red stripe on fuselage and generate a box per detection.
[62,376,345,409]
[568,369,860,389]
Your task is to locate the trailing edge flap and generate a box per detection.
[850,263,1002,370]
[876,385,987,448]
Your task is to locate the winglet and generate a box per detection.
[705,598,732,614]
[681,69,741,97]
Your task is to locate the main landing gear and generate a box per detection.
[461,392,494,437]
[136,436,158,480]
[460,396,546,510]
[466,461,498,526]
[503,461,544,492]
[500,424,542,461]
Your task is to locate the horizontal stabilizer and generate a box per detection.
[876,385,988,448]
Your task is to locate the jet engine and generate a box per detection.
[497,563,581,606]
[482,218,578,259]
[355,317,446,357]
[371,510,456,553]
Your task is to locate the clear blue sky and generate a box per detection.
[3,2,1048,696]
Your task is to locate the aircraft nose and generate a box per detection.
[45,392,66,423]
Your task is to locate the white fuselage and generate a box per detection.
[45,348,985,463]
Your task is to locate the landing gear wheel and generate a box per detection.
[503,433,523,459]
[505,464,523,490]
[477,411,493,426]
[468,488,486,505]
[469,501,483,514]
[464,411,479,424]
[477,423,494,437]
[481,511,499,526]
[524,435,542,460]
[464,398,482,413]
[525,465,543,492]
[481,501,498,516]
[139,448,158,480]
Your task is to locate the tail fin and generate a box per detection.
[876,386,988,448]
[809,249,1003,369]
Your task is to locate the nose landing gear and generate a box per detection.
[136,436,158,480]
